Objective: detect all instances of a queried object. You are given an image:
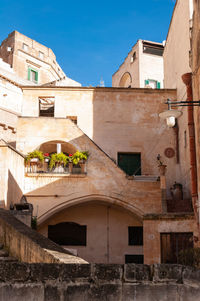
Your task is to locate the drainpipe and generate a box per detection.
[182,72,199,232]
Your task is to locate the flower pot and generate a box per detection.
[158,164,167,176]
[44,158,50,163]
[79,162,86,174]
[69,162,73,173]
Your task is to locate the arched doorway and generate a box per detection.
[38,201,143,264]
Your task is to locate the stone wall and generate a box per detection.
[0,262,199,300]
[0,209,86,264]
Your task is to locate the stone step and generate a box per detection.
[0,256,17,262]
[0,249,9,257]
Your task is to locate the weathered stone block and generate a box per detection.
[177,284,200,301]
[124,264,151,282]
[0,262,29,282]
[0,283,44,301]
[44,285,61,301]
[64,284,90,301]
[153,264,183,283]
[29,263,60,281]
[93,264,123,282]
[60,264,91,281]
[122,283,179,301]
[88,284,122,301]
[182,266,200,285]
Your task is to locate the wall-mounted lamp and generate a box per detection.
[159,98,200,127]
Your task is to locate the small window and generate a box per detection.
[39,51,44,60]
[125,255,144,264]
[128,226,143,245]
[145,79,160,89]
[130,52,136,63]
[39,97,55,117]
[28,67,38,84]
[48,222,87,246]
[118,153,141,176]
[23,43,28,52]
[67,116,77,124]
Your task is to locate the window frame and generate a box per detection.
[28,67,39,84]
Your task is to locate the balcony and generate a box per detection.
[25,161,86,177]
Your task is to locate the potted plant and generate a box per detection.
[49,152,69,171]
[72,151,89,173]
[157,154,167,176]
[25,150,44,164]
[44,153,50,162]
[68,154,73,173]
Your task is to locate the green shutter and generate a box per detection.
[145,80,149,86]
[35,71,38,83]
[157,82,161,89]
[28,68,31,81]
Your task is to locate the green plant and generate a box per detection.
[25,150,44,163]
[49,152,69,170]
[31,216,37,230]
[72,151,89,165]
[178,248,200,268]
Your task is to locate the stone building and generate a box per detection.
[0,31,81,87]
[0,28,196,265]
[112,40,164,88]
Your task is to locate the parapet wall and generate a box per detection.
[0,263,199,301]
[0,209,86,264]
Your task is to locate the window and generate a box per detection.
[143,43,163,56]
[118,153,141,176]
[130,52,136,63]
[67,116,77,124]
[39,51,44,60]
[48,222,87,246]
[145,79,160,89]
[28,67,38,84]
[161,232,193,264]
[128,226,143,245]
[125,255,144,264]
[23,43,28,52]
[39,97,55,117]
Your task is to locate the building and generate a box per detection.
[0,31,81,87]
[112,40,164,89]
[0,28,196,265]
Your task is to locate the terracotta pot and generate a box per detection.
[158,164,167,176]
[68,162,73,173]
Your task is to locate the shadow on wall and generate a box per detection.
[7,170,23,208]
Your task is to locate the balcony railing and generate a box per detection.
[25,162,86,175]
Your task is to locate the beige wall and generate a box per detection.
[39,202,143,264]
[20,87,182,197]
[163,0,192,198]
[16,117,162,221]
[0,141,24,208]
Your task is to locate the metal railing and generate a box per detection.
[25,163,84,175]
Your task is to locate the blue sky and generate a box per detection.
[0,0,175,86]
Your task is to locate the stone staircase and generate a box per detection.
[0,244,17,262]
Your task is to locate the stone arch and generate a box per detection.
[38,140,77,154]
[119,72,132,87]
[37,194,144,226]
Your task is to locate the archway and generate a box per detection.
[39,140,77,154]
[38,196,144,264]
[119,72,132,87]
